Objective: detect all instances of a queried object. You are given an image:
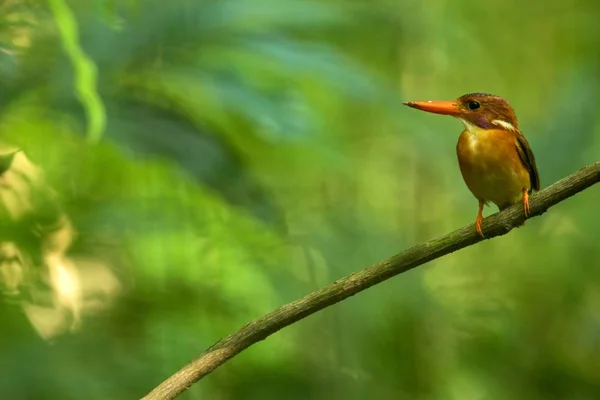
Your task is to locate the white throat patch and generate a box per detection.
[459,118,481,134]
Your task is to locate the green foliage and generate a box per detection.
[0,0,599,399]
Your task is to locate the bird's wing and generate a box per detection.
[515,133,540,192]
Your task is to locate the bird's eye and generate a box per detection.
[467,100,481,110]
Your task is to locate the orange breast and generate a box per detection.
[456,128,531,209]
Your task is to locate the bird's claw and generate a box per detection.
[476,200,486,238]
[522,189,530,217]
[476,214,485,238]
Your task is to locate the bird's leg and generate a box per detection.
[475,199,485,238]
[522,188,530,217]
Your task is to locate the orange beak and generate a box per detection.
[403,100,460,116]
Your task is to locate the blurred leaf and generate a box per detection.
[50,0,106,143]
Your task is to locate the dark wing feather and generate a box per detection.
[515,133,540,192]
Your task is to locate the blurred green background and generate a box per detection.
[0,0,599,399]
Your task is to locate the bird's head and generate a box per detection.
[403,93,519,133]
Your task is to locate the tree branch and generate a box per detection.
[142,162,600,400]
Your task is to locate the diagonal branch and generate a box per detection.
[142,162,600,400]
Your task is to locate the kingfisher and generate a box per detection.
[403,93,540,237]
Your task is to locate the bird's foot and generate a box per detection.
[476,200,485,238]
[476,216,484,238]
[522,188,530,217]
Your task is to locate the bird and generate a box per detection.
[403,93,540,237]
